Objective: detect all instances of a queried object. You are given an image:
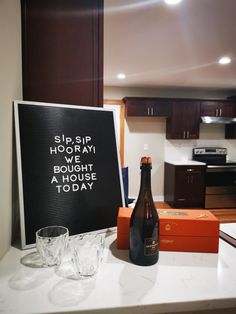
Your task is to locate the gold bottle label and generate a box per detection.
[144,238,158,256]
[165,223,171,231]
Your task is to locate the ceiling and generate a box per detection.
[104,0,236,91]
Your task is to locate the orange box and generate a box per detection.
[117,207,133,250]
[117,207,219,253]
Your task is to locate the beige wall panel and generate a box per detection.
[0,0,22,259]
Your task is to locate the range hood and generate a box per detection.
[201,116,236,124]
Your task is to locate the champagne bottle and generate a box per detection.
[129,156,159,266]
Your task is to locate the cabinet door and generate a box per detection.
[21,0,103,107]
[125,101,149,116]
[152,101,171,116]
[175,167,205,207]
[183,101,200,139]
[166,104,184,139]
[225,124,236,139]
[124,97,171,117]
[219,102,235,117]
[189,170,205,205]
[201,101,235,117]
[174,169,190,204]
[200,101,218,116]
[166,101,200,139]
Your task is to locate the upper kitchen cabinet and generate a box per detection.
[166,100,201,139]
[225,124,236,139]
[21,0,103,107]
[200,100,236,117]
[123,97,171,117]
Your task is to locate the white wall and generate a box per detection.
[125,116,166,200]
[105,86,236,200]
[0,0,22,260]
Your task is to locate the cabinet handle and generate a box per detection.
[147,107,154,116]
[187,174,193,184]
[183,131,190,139]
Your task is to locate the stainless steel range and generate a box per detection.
[193,147,236,208]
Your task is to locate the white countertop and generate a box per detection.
[165,160,206,166]
[1,228,236,314]
[220,223,236,238]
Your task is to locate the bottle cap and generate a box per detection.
[141,156,152,164]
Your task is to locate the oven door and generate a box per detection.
[205,166,236,208]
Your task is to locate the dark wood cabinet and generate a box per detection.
[21,0,103,107]
[201,101,236,117]
[225,124,236,139]
[123,97,171,117]
[123,96,236,139]
[166,101,200,139]
[164,163,205,208]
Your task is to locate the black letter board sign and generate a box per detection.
[14,101,125,249]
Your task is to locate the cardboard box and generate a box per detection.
[117,207,219,253]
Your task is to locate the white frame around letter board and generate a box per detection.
[14,100,125,249]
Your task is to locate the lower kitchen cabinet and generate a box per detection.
[164,162,206,208]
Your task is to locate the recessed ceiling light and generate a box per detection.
[218,56,231,65]
[165,0,182,5]
[117,73,126,79]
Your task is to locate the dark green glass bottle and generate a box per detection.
[129,157,159,266]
